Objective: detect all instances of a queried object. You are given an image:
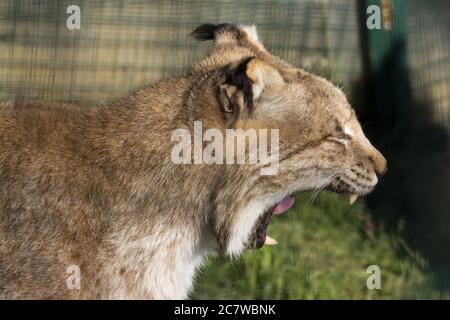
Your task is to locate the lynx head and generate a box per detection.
[190,24,387,256]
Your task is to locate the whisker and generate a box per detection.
[304,172,338,209]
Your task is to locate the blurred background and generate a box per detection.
[0,0,448,299]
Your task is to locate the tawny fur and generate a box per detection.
[0,24,386,299]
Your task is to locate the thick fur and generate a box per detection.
[0,23,386,299]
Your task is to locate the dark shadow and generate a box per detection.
[352,37,450,291]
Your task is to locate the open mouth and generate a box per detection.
[245,192,360,250]
[245,196,296,250]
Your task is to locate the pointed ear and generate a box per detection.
[192,23,266,51]
[221,57,284,116]
[245,58,284,98]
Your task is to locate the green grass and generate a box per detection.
[192,192,448,299]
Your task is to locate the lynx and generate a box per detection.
[0,23,386,299]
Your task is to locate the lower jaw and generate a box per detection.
[244,205,275,250]
[255,207,274,249]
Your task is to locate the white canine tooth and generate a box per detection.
[264,235,278,246]
[349,194,358,205]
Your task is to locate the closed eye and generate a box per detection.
[327,133,352,146]
[327,136,347,145]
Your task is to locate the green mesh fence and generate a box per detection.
[405,0,450,125]
[0,0,361,101]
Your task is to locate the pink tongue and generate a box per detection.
[273,196,295,215]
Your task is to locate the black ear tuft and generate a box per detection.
[191,23,218,41]
[226,57,255,113]
[191,23,241,42]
